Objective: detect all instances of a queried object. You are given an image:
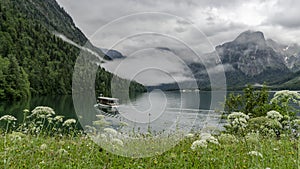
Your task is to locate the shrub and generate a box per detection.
[224,85,270,117]
[247,117,282,137]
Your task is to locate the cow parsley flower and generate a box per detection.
[62,119,76,127]
[247,151,263,158]
[40,144,48,150]
[228,112,249,120]
[266,110,283,121]
[0,115,17,122]
[186,133,195,138]
[103,128,118,136]
[191,140,207,150]
[23,109,30,113]
[207,136,219,145]
[199,133,219,145]
[271,90,300,109]
[227,112,249,130]
[54,116,64,122]
[31,106,55,118]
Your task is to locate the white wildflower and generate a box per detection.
[103,128,118,136]
[40,144,48,150]
[23,109,30,113]
[31,106,55,118]
[206,136,219,145]
[271,90,300,105]
[54,116,64,122]
[266,110,283,121]
[247,151,263,158]
[47,117,53,123]
[228,112,249,120]
[32,106,55,115]
[227,112,249,130]
[191,140,207,150]
[199,133,219,145]
[186,133,194,138]
[62,119,76,127]
[0,115,17,122]
[112,138,124,147]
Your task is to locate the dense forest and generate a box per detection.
[0,0,145,101]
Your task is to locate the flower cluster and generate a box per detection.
[54,116,64,123]
[185,133,194,138]
[247,151,263,158]
[191,140,207,150]
[0,115,17,122]
[62,119,76,127]
[199,133,219,145]
[271,90,300,104]
[226,112,249,134]
[191,133,219,150]
[104,128,118,136]
[266,110,283,121]
[30,106,55,118]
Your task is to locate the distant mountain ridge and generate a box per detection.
[190,30,300,89]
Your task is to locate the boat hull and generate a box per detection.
[97,103,119,114]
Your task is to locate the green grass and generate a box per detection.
[0,132,298,169]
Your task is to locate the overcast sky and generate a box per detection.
[56,0,300,86]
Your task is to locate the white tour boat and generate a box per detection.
[96,95,119,113]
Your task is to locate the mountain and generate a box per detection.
[101,49,126,60]
[190,30,300,89]
[0,0,145,100]
[267,40,300,72]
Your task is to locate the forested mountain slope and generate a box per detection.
[0,0,145,100]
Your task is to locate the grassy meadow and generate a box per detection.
[0,87,300,168]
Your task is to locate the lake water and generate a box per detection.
[0,90,227,133]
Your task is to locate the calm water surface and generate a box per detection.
[0,91,227,133]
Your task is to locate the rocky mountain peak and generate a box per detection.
[233,30,266,46]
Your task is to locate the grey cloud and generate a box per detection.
[265,0,300,28]
[57,0,300,85]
